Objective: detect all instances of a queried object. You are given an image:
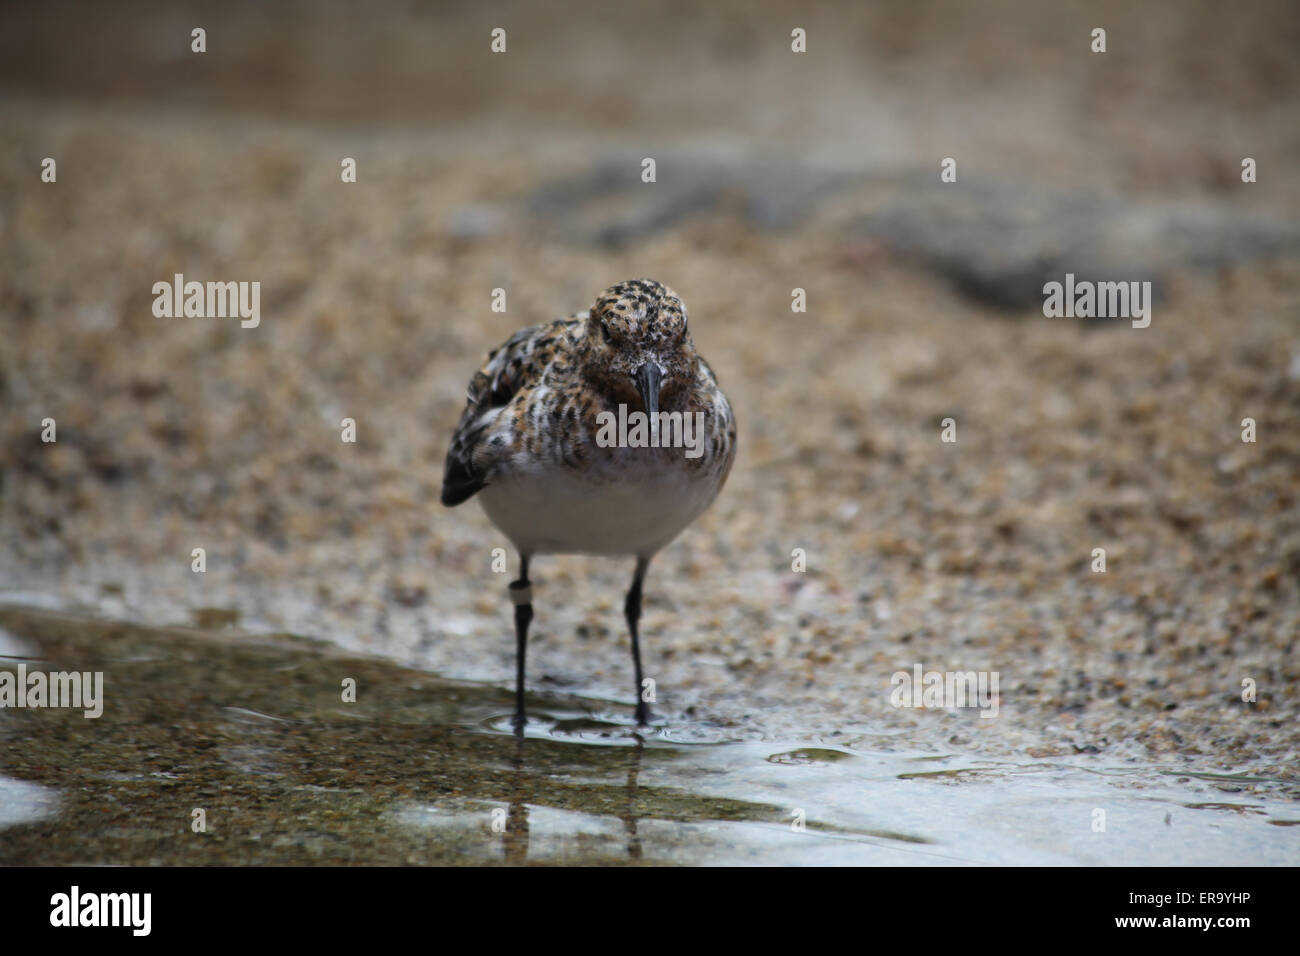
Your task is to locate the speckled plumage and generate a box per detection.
[441,279,735,727]
[442,279,736,558]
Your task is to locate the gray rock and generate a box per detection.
[856,177,1300,309]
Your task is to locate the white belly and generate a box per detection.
[476,456,721,557]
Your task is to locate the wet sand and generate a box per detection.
[3,606,1296,865]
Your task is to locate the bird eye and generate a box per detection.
[600,320,615,345]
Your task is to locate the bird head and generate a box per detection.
[583,279,694,416]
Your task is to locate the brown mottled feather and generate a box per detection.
[441,280,735,511]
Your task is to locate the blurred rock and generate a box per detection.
[856,177,1300,309]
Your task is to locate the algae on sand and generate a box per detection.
[1,606,1297,866]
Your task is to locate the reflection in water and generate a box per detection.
[0,625,40,660]
[0,774,58,828]
[501,733,647,863]
[503,736,530,864]
[621,735,644,861]
[2,606,1296,866]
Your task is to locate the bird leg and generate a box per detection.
[625,556,652,724]
[510,554,533,733]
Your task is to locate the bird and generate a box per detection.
[441,279,736,731]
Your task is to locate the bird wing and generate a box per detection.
[441,320,574,506]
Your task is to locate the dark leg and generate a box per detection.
[510,554,533,734]
[625,556,652,724]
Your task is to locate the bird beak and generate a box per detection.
[632,362,662,419]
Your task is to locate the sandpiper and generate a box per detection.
[441,279,736,729]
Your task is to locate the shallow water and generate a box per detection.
[0,605,1296,866]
